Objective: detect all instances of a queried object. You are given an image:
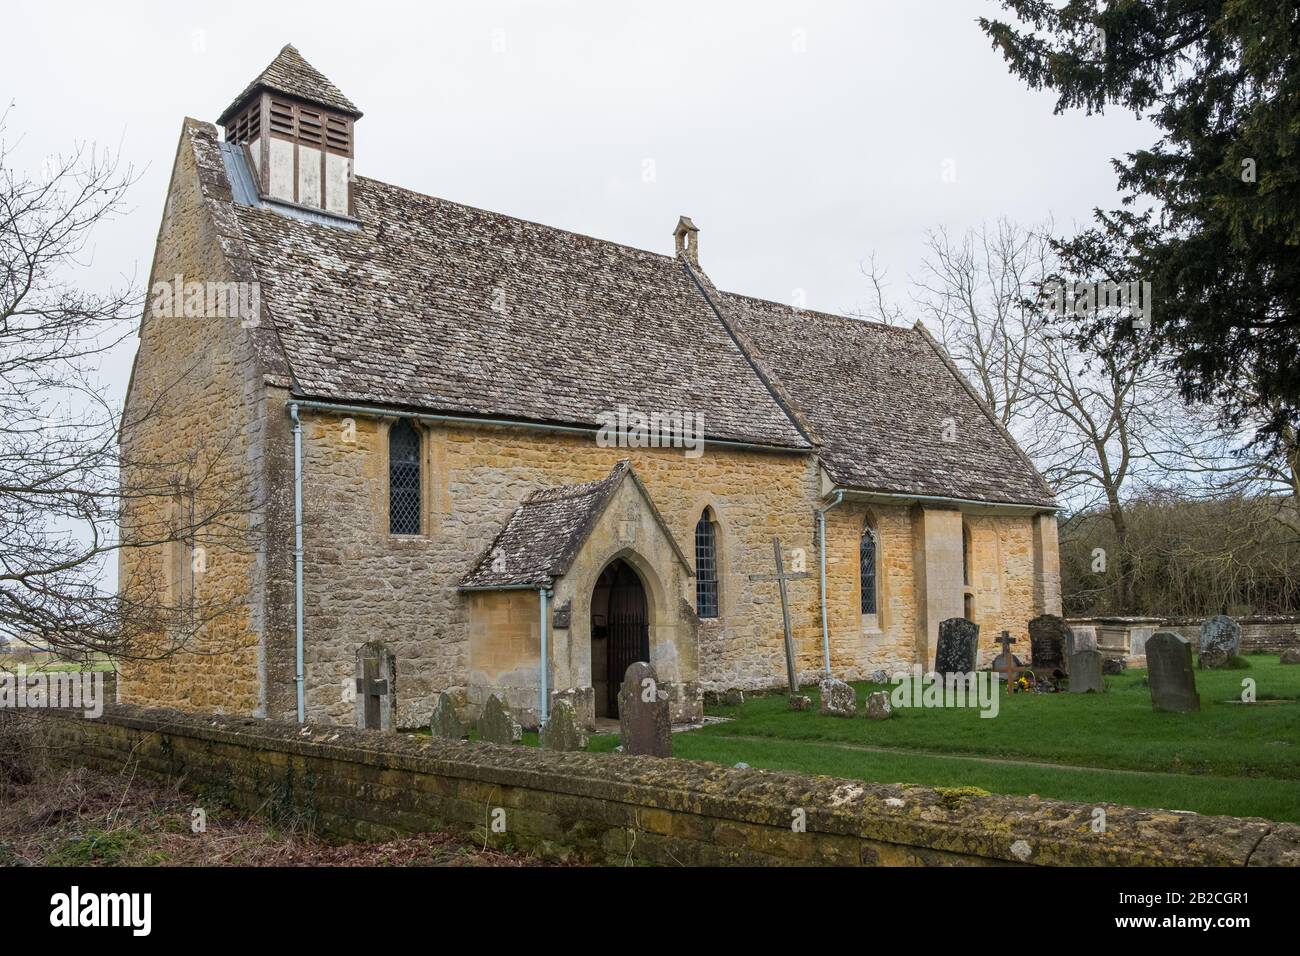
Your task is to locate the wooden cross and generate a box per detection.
[748,537,810,695]
[991,630,1023,695]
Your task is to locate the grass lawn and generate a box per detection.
[587,655,1300,822]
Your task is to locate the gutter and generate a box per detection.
[816,490,845,675]
[289,403,306,723]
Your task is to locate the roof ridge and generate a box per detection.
[354,175,678,264]
[721,290,916,334]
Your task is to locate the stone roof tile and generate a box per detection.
[217,44,360,125]
[722,293,1057,507]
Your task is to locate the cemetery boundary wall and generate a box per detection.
[39,705,1300,867]
[1162,616,1300,655]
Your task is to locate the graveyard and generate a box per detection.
[426,618,1300,824]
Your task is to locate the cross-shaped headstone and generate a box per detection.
[748,536,810,695]
[355,656,389,729]
[990,629,1023,695]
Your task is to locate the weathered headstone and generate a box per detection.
[1280,648,1300,665]
[1028,614,1071,675]
[864,691,893,720]
[1069,648,1104,693]
[618,661,671,756]
[818,676,857,717]
[1199,615,1241,668]
[477,694,523,745]
[539,699,588,752]
[429,691,468,740]
[354,641,396,731]
[1102,657,1127,676]
[935,618,979,675]
[788,694,812,711]
[1146,632,1200,713]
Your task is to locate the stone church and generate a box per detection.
[119,45,1061,731]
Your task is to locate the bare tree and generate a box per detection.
[861,217,1238,612]
[0,109,249,665]
[912,218,1051,431]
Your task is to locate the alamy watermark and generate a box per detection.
[596,404,704,459]
[0,666,105,718]
[887,666,1000,719]
[1040,279,1153,329]
[150,274,261,327]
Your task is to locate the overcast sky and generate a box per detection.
[4,0,1155,403]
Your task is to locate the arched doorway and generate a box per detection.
[590,558,649,718]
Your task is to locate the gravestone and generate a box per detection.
[1102,658,1127,676]
[1146,632,1200,713]
[1281,648,1300,665]
[539,699,588,752]
[618,661,672,756]
[788,694,812,711]
[819,676,857,716]
[1199,615,1241,668]
[1028,615,1071,676]
[477,694,523,745]
[1069,648,1104,693]
[429,691,468,740]
[354,641,396,731]
[864,691,892,720]
[935,618,979,675]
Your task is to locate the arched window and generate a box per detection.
[389,419,421,535]
[860,523,878,615]
[695,508,719,619]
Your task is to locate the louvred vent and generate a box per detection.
[269,99,295,136]
[226,102,261,145]
[297,108,323,145]
[325,116,350,153]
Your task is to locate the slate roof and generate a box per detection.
[459,461,689,589]
[217,45,361,125]
[230,174,811,449]
[188,46,1057,509]
[722,293,1057,507]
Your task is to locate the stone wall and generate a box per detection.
[40,706,1300,867]
[1161,617,1300,655]
[286,416,827,728]
[117,122,267,715]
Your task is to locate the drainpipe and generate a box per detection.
[538,586,550,725]
[817,490,845,675]
[290,403,305,723]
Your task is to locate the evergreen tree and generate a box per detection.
[980,1,1300,448]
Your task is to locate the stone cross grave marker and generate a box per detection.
[1029,614,1071,676]
[354,641,395,731]
[618,661,672,756]
[990,630,1023,694]
[748,536,811,695]
[935,618,979,675]
[1146,632,1200,712]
